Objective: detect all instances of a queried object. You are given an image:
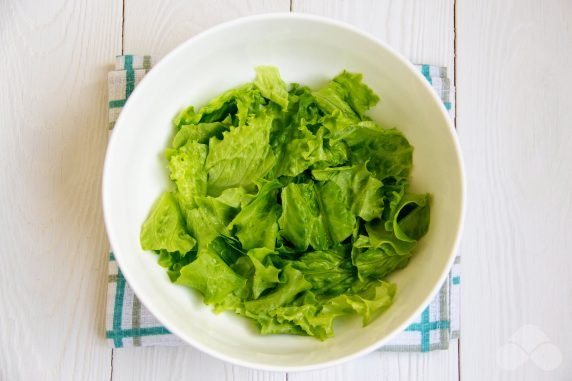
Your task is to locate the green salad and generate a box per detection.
[140,66,431,340]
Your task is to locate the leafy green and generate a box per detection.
[393,193,431,242]
[341,123,413,181]
[173,122,229,147]
[331,71,380,119]
[140,66,432,340]
[205,110,276,195]
[184,206,229,250]
[247,248,281,299]
[176,246,246,304]
[254,66,289,111]
[173,84,265,128]
[323,281,396,326]
[312,163,384,221]
[140,192,196,253]
[278,182,354,251]
[288,84,322,126]
[271,124,324,177]
[312,71,379,130]
[167,141,207,210]
[365,220,417,255]
[352,248,411,282]
[290,245,356,297]
[230,180,282,250]
[157,249,197,282]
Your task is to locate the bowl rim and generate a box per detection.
[102,12,466,372]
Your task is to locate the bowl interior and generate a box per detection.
[103,14,463,371]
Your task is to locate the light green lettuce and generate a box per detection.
[140,66,431,341]
[205,110,276,195]
[278,182,354,251]
[167,141,207,210]
[312,163,384,221]
[176,246,246,305]
[230,180,282,250]
[254,66,289,111]
[140,192,196,253]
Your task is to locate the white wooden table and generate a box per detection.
[1,1,571,380]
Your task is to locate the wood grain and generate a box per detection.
[124,0,290,60]
[0,0,121,380]
[457,1,572,380]
[113,346,286,381]
[289,341,459,381]
[292,0,455,78]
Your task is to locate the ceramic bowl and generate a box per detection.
[103,13,464,371]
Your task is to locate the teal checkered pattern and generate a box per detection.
[107,55,152,129]
[105,56,460,351]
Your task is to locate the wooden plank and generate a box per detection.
[0,0,121,380]
[124,0,291,60]
[291,1,459,381]
[457,1,572,380]
[114,3,289,381]
[289,341,459,381]
[112,346,285,380]
[292,0,455,77]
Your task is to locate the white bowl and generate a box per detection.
[103,13,464,371]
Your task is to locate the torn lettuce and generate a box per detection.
[205,110,276,195]
[140,192,196,253]
[140,66,431,341]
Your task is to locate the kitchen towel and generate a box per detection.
[106,55,459,352]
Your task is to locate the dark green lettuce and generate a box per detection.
[140,66,431,340]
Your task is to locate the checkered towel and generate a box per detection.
[106,55,460,352]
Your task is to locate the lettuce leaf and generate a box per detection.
[157,249,197,282]
[290,245,356,297]
[176,246,246,305]
[269,121,348,178]
[173,84,265,128]
[140,192,196,253]
[278,182,354,251]
[313,71,379,125]
[312,163,384,221]
[322,281,396,326]
[331,71,380,119]
[247,248,281,299]
[254,66,289,111]
[365,220,417,255]
[249,280,396,340]
[288,83,322,126]
[244,265,312,316]
[230,180,282,250]
[341,123,413,181]
[393,193,431,242]
[167,141,207,210]
[206,110,276,195]
[352,247,411,282]
[172,122,229,147]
